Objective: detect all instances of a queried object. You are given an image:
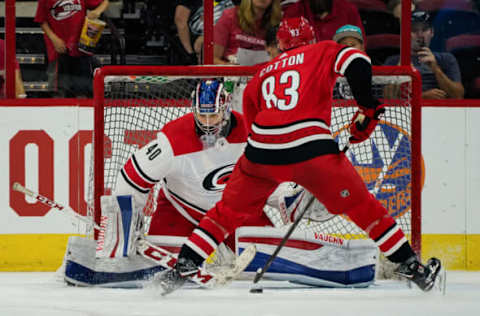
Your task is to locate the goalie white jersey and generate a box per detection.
[115,111,247,225]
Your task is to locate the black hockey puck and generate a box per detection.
[249,287,263,293]
[249,283,263,293]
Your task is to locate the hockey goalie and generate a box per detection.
[62,78,378,289]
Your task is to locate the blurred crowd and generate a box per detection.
[2,0,480,98]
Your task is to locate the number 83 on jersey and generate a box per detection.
[261,70,301,111]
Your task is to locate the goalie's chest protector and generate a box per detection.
[160,113,247,224]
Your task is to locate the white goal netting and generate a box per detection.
[90,68,421,254]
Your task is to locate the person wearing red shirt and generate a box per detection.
[281,0,366,45]
[0,39,26,98]
[156,17,443,295]
[35,0,109,97]
[214,0,281,65]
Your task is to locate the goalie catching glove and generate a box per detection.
[349,104,386,144]
[266,183,335,225]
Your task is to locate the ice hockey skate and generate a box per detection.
[395,257,445,292]
[154,257,198,296]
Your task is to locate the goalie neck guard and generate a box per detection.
[192,79,233,147]
[277,17,316,51]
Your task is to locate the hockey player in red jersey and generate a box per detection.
[64,78,346,288]
[158,17,442,295]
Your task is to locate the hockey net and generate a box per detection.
[91,65,422,256]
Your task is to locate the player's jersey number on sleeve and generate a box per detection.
[146,143,161,161]
[261,70,300,110]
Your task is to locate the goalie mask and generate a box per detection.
[192,79,233,147]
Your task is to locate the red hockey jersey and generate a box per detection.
[242,40,370,164]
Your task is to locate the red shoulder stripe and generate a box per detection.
[334,47,371,75]
[123,158,155,191]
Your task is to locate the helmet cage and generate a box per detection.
[192,79,232,139]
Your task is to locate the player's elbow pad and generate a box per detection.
[344,58,379,110]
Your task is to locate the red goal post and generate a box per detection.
[92,65,422,254]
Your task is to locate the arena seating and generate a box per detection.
[446,34,480,98]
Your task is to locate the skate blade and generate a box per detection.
[403,267,446,295]
[433,266,447,295]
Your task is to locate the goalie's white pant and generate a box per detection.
[237,227,378,288]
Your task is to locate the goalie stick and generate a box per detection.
[12,182,101,230]
[138,240,257,289]
[12,182,257,289]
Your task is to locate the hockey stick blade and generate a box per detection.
[215,244,256,286]
[251,194,316,289]
[139,239,256,289]
[12,182,100,230]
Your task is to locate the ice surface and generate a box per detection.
[0,271,479,316]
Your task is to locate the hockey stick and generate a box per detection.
[139,239,256,289]
[250,193,316,293]
[12,182,257,288]
[12,182,101,230]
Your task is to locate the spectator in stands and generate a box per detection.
[0,39,26,99]
[214,0,281,65]
[384,10,464,99]
[332,24,366,100]
[175,0,234,65]
[281,0,365,44]
[35,0,109,98]
[265,25,281,59]
[332,24,364,51]
[387,0,416,21]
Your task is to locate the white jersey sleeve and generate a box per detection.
[114,132,174,208]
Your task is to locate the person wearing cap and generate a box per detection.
[332,24,364,51]
[331,24,366,100]
[384,10,464,99]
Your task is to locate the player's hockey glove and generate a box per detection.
[349,104,386,144]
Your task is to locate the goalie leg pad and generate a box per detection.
[64,236,164,288]
[236,227,378,287]
[97,195,144,258]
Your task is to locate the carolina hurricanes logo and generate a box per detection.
[51,0,82,21]
[202,164,235,192]
[334,121,425,219]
